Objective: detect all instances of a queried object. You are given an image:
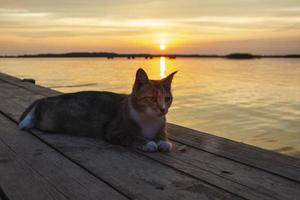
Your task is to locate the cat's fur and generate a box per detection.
[19,68,177,152]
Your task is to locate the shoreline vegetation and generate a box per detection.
[1,52,300,59]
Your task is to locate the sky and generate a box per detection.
[0,0,300,55]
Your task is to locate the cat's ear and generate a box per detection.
[133,68,149,91]
[162,71,177,90]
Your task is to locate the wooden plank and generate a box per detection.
[38,132,300,200]
[1,77,300,200]
[35,132,243,200]
[0,83,241,199]
[0,114,128,200]
[0,187,8,200]
[0,134,67,200]
[1,72,300,182]
[0,72,58,96]
[167,124,300,182]
[139,143,300,200]
[0,81,45,120]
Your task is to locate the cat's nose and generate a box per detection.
[159,108,166,113]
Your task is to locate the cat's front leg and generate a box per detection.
[141,141,158,152]
[157,140,173,152]
[132,136,158,152]
[156,129,173,152]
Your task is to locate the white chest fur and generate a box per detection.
[129,100,164,140]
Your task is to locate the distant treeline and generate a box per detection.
[1,52,300,59]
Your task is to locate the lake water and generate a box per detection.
[1,57,300,158]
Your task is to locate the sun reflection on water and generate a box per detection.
[160,56,166,78]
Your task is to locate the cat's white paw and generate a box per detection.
[142,141,158,152]
[157,140,173,152]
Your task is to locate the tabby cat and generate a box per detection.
[19,68,177,152]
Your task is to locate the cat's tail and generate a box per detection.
[19,99,41,130]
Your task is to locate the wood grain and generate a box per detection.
[0,114,128,200]
[167,124,300,182]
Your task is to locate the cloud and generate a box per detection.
[0,8,28,13]
[46,15,300,30]
[173,16,300,24]
[0,8,51,18]
[270,7,300,12]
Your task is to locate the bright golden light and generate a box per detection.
[160,56,166,78]
[160,44,166,50]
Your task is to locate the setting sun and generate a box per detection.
[160,44,166,51]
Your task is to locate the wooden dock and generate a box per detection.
[0,72,299,200]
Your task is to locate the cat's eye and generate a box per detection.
[149,97,156,101]
[165,97,172,102]
[141,96,156,101]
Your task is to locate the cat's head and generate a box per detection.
[131,68,177,118]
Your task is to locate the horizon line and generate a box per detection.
[1,51,300,58]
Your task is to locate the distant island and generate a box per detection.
[1,52,299,59]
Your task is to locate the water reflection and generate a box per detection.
[160,56,166,78]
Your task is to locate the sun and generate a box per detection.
[160,44,166,51]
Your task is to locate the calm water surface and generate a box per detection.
[1,57,299,157]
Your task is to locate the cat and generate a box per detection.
[19,68,177,152]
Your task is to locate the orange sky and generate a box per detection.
[0,0,300,55]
